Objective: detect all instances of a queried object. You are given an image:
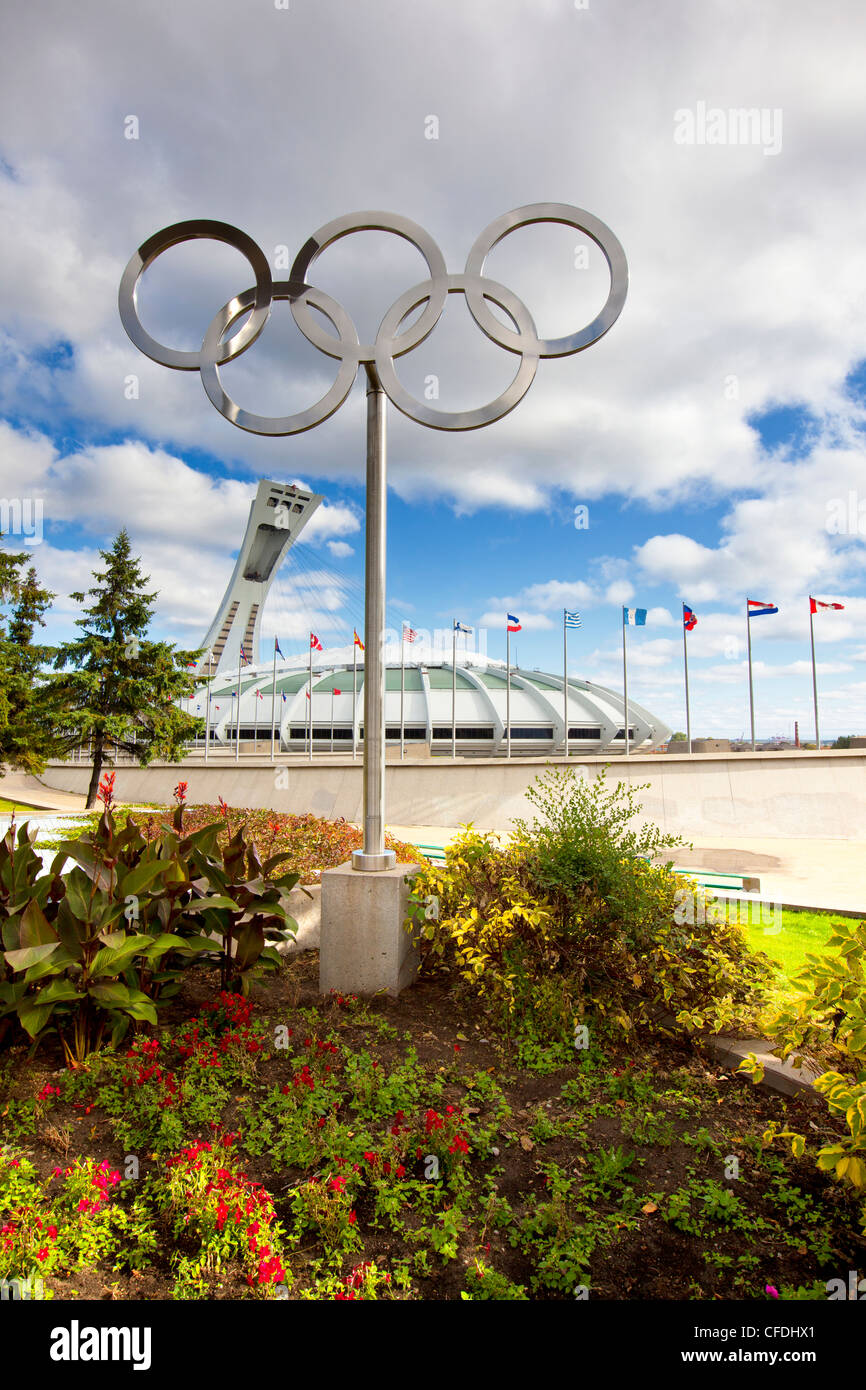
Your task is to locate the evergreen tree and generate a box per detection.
[48,530,203,808]
[0,542,56,775]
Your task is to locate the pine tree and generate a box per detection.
[48,530,203,808]
[0,543,55,775]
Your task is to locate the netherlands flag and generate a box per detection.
[747,599,778,617]
[507,614,521,632]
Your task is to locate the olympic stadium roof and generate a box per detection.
[186,648,670,756]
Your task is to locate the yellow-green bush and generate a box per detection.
[739,917,866,1221]
[407,773,773,1043]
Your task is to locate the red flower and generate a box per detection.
[348,1210,357,1225]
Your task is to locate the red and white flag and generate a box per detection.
[402,624,417,642]
[810,597,844,613]
[333,688,341,696]
[310,633,323,651]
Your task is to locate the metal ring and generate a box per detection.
[118,219,273,371]
[199,281,359,435]
[289,211,448,364]
[463,203,628,359]
[374,273,539,430]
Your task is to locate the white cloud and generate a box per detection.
[326,540,354,559]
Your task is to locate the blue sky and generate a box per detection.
[2,0,865,741]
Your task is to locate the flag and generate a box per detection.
[310,633,323,651]
[454,621,473,635]
[810,597,844,613]
[564,611,581,629]
[683,604,697,631]
[275,637,284,657]
[333,688,342,696]
[747,599,778,617]
[623,608,647,626]
[403,624,417,642]
[281,692,287,703]
[305,691,311,701]
[353,630,364,651]
[254,689,264,701]
[240,644,249,664]
[507,614,521,632]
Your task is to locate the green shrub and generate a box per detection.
[408,768,773,1044]
[739,917,866,1216]
[0,798,300,1064]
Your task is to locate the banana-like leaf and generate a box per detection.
[5,941,60,971]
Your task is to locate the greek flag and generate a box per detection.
[564,611,581,628]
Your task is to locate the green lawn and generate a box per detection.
[742,905,859,980]
[0,798,40,814]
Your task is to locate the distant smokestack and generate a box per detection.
[794,720,800,748]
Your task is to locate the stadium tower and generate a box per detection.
[199,479,322,675]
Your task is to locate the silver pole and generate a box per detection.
[452,622,457,759]
[747,600,756,752]
[809,600,820,749]
[506,625,511,759]
[308,638,313,763]
[683,608,692,755]
[622,610,630,757]
[352,641,358,760]
[204,652,212,763]
[331,686,335,755]
[270,640,278,761]
[563,609,569,759]
[352,367,395,870]
[400,627,405,760]
[234,659,242,762]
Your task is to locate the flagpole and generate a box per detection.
[234,658,242,763]
[746,600,756,752]
[353,640,358,760]
[683,608,692,755]
[331,687,335,755]
[452,621,457,759]
[622,608,630,758]
[308,637,313,763]
[270,640,278,762]
[563,609,569,759]
[506,623,511,759]
[254,684,259,753]
[400,626,405,761]
[809,599,820,749]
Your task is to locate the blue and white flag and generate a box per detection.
[564,611,581,629]
[454,620,473,635]
[623,608,647,626]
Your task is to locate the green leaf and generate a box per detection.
[17,996,53,1039]
[184,896,239,913]
[19,898,59,949]
[4,942,60,972]
[35,978,82,1005]
[119,856,171,899]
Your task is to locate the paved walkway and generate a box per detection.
[0,772,89,812]
[387,824,866,915]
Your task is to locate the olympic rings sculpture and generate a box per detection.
[118,204,628,434]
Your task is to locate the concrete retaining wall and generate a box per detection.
[37,750,866,840]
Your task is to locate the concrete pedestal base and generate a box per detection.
[319,860,421,996]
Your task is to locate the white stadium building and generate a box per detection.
[185,478,671,757]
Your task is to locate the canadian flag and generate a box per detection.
[810,597,844,613]
[310,633,323,651]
